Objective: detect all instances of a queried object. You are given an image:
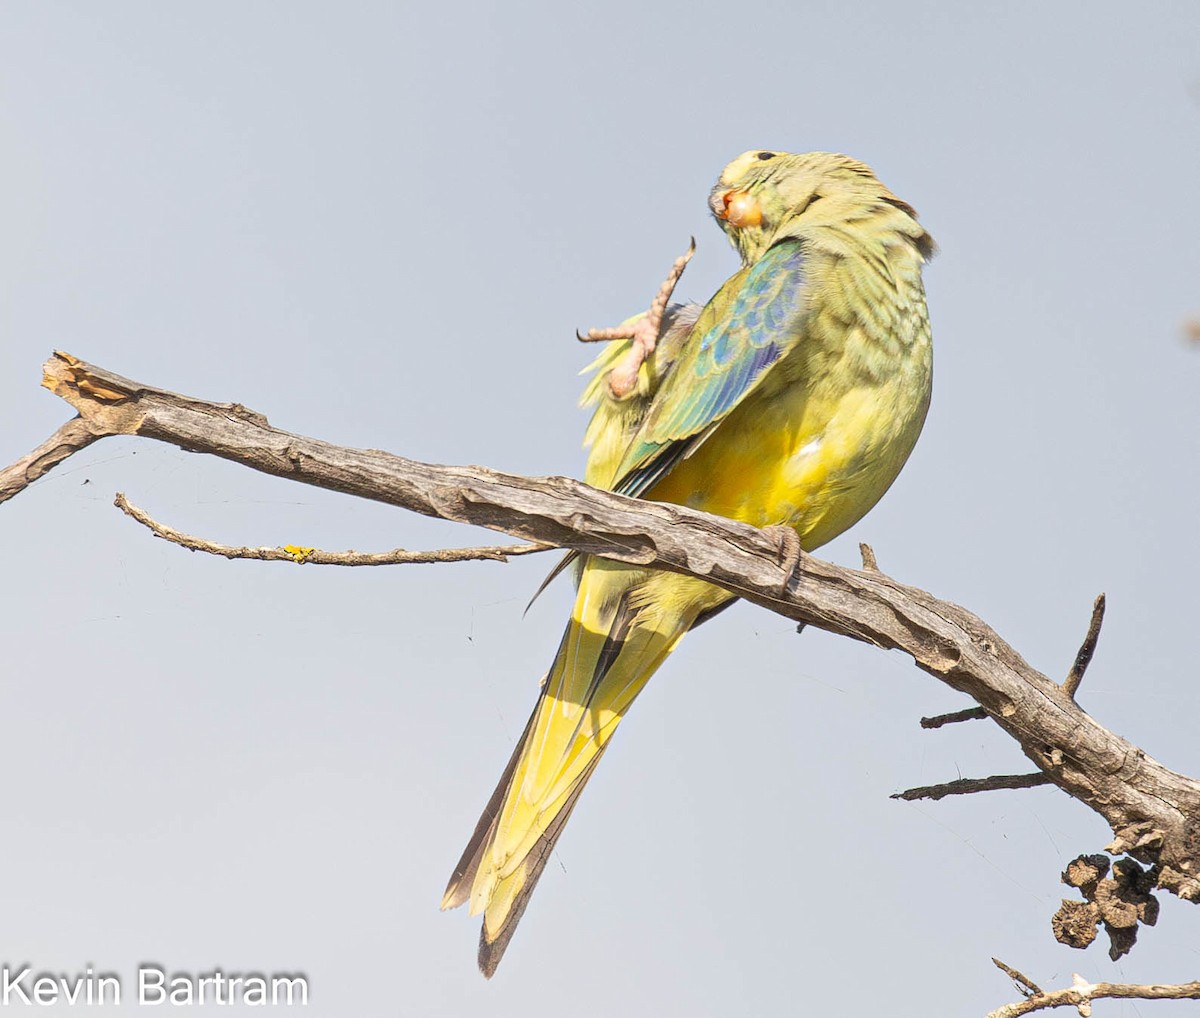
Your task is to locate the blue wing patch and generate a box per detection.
[614,239,809,498]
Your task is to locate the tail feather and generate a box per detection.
[443,560,717,975]
[442,687,608,977]
[441,702,541,912]
[476,754,602,978]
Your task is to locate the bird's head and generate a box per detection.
[710,150,935,264]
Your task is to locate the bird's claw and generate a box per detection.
[642,236,696,338]
[576,239,697,398]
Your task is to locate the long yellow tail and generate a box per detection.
[441,557,722,975]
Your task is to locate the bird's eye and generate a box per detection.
[756,151,775,161]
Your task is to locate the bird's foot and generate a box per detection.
[600,314,660,398]
[577,238,696,398]
[762,524,804,597]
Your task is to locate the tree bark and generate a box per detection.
[8,351,1200,919]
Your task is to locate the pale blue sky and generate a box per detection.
[3,2,1200,1015]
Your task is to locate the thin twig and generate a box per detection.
[892,772,1051,802]
[0,416,99,505]
[992,957,1043,996]
[920,706,988,729]
[859,542,879,570]
[987,973,1200,1017]
[113,492,550,566]
[1063,594,1106,698]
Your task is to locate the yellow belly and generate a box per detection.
[645,343,931,553]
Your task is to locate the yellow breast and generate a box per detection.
[646,318,931,553]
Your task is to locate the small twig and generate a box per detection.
[1063,594,1106,698]
[992,957,1043,997]
[920,706,989,729]
[113,492,551,566]
[0,416,100,505]
[987,973,1200,1017]
[858,542,879,570]
[892,772,1051,802]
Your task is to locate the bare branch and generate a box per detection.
[992,957,1043,997]
[987,972,1200,1018]
[113,492,550,565]
[0,416,99,505]
[11,350,1200,914]
[892,773,1052,802]
[858,541,878,570]
[920,706,988,729]
[1063,594,1106,698]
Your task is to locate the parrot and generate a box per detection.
[441,149,936,976]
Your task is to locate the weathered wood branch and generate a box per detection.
[892,772,1053,802]
[8,352,1200,924]
[1064,594,1106,698]
[0,415,99,504]
[921,706,988,728]
[987,971,1200,1017]
[112,491,549,566]
[992,957,1043,998]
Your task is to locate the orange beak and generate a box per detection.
[715,189,763,228]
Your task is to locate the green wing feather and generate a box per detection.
[579,302,703,490]
[526,301,704,612]
[613,239,810,498]
[534,238,808,605]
